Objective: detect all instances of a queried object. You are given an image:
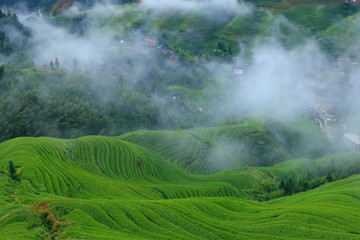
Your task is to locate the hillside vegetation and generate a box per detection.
[120,119,337,174]
[1,0,358,142]
[1,1,360,239]
[1,134,360,239]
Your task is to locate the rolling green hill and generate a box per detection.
[120,119,336,174]
[1,134,360,239]
[2,1,360,239]
[322,11,360,56]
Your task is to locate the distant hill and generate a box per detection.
[0,9,31,64]
[0,0,135,13]
[120,118,336,174]
[50,0,356,61]
[322,11,360,56]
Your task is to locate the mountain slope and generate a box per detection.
[120,119,334,174]
[0,134,360,239]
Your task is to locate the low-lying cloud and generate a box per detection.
[3,1,356,133]
[141,0,253,16]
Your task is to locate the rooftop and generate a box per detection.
[344,133,360,145]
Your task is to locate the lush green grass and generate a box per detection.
[120,122,290,174]
[120,119,335,174]
[0,174,46,240]
[0,133,360,239]
[322,11,360,55]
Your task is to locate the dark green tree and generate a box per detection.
[0,65,4,80]
[8,160,18,181]
[217,42,226,53]
[49,60,54,70]
[337,3,359,17]
[283,178,294,195]
[325,172,334,183]
[279,179,285,189]
[73,58,78,71]
[55,57,60,69]
[228,45,233,56]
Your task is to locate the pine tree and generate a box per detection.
[228,45,232,56]
[217,42,226,52]
[73,58,78,71]
[55,57,60,69]
[0,65,4,80]
[325,172,334,182]
[8,160,18,181]
[50,60,54,70]
[284,178,294,195]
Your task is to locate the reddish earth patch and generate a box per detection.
[50,0,74,16]
[34,201,71,239]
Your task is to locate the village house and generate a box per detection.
[313,103,334,114]
[346,0,360,5]
[233,69,244,79]
[336,56,359,74]
[195,107,203,112]
[344,133,360,152]
[167,55,180,67]
[143,38,158,48]
[337,56,351,64]
[161,48,175,58]
[171,95,181,101]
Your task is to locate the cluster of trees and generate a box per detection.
[279,170,348,196]
[0,0,50,11]
[279,173,335,196]
[0,10,32,67]
[336,2,360,17]
[1,0,141,15]
[0,10,19,55]
[1,0,358,146]
[255,170,342,201]
[49,57,60,70]
[0,63,212,142]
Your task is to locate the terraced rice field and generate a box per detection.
[120,122,300,174]
[1,133,360,239]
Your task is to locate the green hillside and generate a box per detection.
[322,11,360,56]
[53,0,354,60]
[120,119,336,174]
[1,135,360,239]
[2,1,360,239]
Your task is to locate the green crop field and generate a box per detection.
[2,1,360,239]
[1,132,360,239]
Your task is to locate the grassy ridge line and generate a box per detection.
[48,175,360,239]
[0,136,359,201]
[119,121,304,174]
[0,137,166,199]
[0,134,272,201]
[0,136,247,200]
